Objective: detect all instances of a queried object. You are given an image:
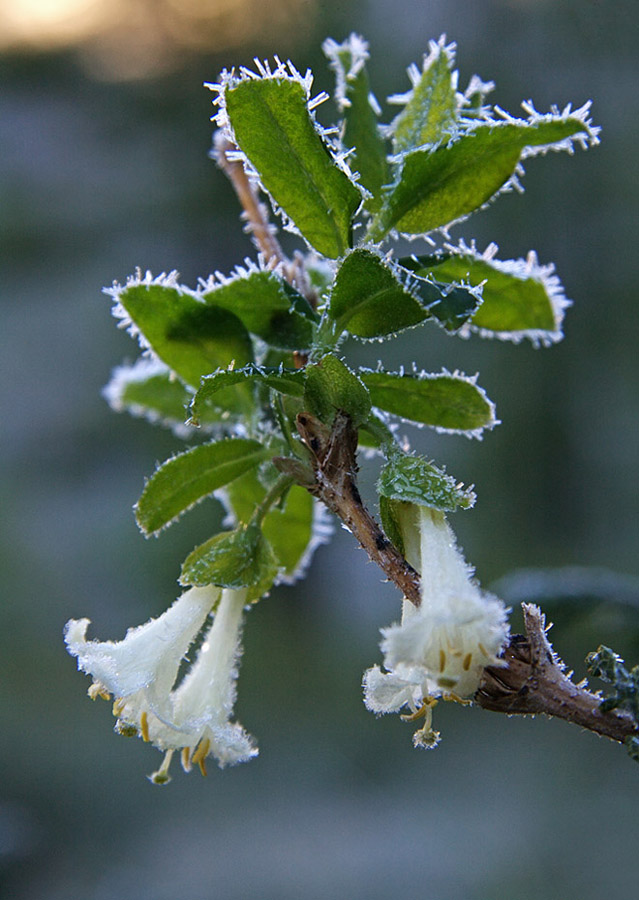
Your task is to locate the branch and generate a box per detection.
[285,412,639,749]
[292,411,421,606]
[476,603,639,744]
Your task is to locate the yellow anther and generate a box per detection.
[191,738,211,777]
[88,683,110,701]
[112,698,125,716]
[439,649,447,672]
[478,642,489,658]
[442,691,472,706]
[462,652,473,671]
[140,711,150,743]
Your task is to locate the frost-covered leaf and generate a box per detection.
[329,249,424,337]
[180,523,279,601]
[323,34,389,210]
[224,470,325,583]
[328,250,481,339]
[407,243,568,344]
[408,270,483,333]
[359,369,496,436]
[215,67,361,258]
[110,273,253,396]
[104,359,228,433]
[200,267,317,350]
[135,438,270,536]
[378,453,476,512]
[367,109,598,240]
[304,354,371,426]
[189,364,305,426]
[388,36,458,154]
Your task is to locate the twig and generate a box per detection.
[476,603,639,744]
[213,132,287,268]
[291,411,421,605]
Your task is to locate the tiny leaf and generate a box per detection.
[135,438,270,536]
[378,452,475,512]
[304,354,371,426]
[360,369,496,435]
[223,74,361,258]
[180,523,279,600]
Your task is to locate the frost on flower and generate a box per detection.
[64,585,257,783]
[363,504,509,747]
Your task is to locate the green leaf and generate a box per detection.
[389,38,458,154]
[180,523,279,601]
[378,452,475,512]
[112,276,253,393]
[225,470,318,582]
[328,249,481,338]
[189,364,305,426]
[329,250,425,337]
[135,438,270,536]
[223,74,361,258]
[408,248,566,343]
[304,354,371,426]
[359,369,496,435]
[398,256,482,332]
[104,360,227,431]
[201,269,317,350]
[323,35,389,209]
[367,115,596,240]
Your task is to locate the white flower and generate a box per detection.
[363,505,509,746]
[65,585,257,783]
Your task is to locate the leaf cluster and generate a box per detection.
[104,34,598,600]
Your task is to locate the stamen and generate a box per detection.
[112,698,125,716]
[140,711,150,743]
[88,683,110,701]
[191,738,211,777]
[478,642,490,658]
[181,747,193,773]
[439,649,447,672]
[149,750,174,785]
[462,652,473,671]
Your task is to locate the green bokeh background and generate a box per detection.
[2,1,638,897]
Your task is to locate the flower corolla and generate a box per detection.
[64,584,257,783]
[363,504,509,747]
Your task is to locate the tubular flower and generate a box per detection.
[363,505,509,747]
[64,585,257,783]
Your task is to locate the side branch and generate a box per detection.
[476,603,639,744]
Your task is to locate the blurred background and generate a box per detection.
[2,0,639,897]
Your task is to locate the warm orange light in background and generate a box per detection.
[0,0,318,78]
